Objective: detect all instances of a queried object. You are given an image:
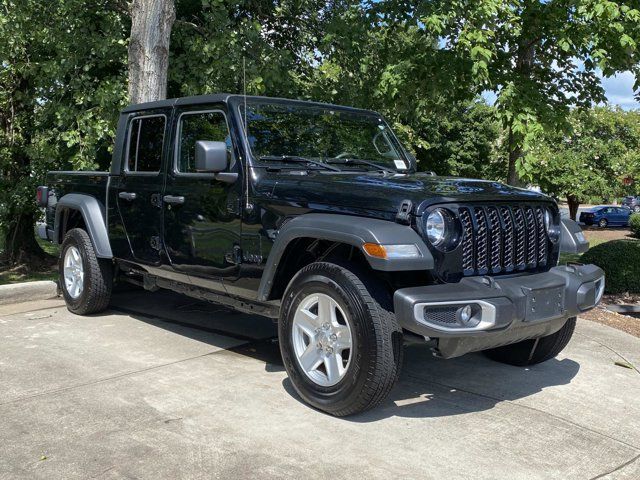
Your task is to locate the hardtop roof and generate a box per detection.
[121,94,378,115]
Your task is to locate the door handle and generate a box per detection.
[163,195,185,205]
[119,192,137,201]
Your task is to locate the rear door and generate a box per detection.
[162,105,242,292]
[113,112,168,265]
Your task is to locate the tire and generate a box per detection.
[59,228,112,315]
[634,206,640,213]
[482,317,576,366]
[279,261,403,417]
[598,218,608,228]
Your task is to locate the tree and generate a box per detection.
[373,0,640,185]
[128,0,175,103]
[0,0,128,266]
[525,106,640,219]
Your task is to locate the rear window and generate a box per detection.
[126,115,166,172]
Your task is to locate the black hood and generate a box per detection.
[255,171,553,216]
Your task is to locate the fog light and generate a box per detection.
[459,305,472,323]
[457,304,480,327]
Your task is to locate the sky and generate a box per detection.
[483,71,639,110]
[600,71,639,110]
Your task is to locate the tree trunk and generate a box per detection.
[567,195,580,221]
[4,212,49,267]
[128,0,176,104]
[506,121,524,187]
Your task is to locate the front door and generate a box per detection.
[114,112,167,265]
[162,106,242,291]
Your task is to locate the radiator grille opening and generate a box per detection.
[457,205,551,276]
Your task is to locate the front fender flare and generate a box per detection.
[257,213,433,301]
[54,193,113,259]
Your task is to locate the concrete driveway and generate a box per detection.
[1,290,639,480]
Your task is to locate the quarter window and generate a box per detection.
[126,115,165,172]
[177,111,233,173]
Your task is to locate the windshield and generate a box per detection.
[240,101,410,171]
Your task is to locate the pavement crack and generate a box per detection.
[0,346,247,408]
[405,373,640,452]
[590,452,640,480]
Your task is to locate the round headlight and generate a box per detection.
[544,208,561,242]
[426,208,449,248]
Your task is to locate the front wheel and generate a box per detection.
[482,317,576,366]
[279,261,403,417]
[634,206,640,213]
[598,218,608,228]
[59,228,113,315]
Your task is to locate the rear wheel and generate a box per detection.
[59,228,112,315]
[482,317,576,366]
[598,218,608,228]
[279,261,403,416]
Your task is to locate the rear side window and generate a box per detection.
[126,115,166,172]
[177,111,233,173]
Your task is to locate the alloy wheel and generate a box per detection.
[63,246,84,299]
[291,293,353,387]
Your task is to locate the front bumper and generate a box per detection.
[394,264,604,358]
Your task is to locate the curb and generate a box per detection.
[0,280,59,306]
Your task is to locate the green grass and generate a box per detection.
[0,236,59,286]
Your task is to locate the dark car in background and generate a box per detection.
[579,205,631,227]
[622,196,640,213]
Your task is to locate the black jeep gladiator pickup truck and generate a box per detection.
[37,94,603,416]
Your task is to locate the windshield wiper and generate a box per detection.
[258,155,341,172]
[325,157,397,174]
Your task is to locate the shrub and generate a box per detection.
[630,213,640,238]
[581,240,640,294]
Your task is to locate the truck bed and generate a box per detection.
[45,171,110,239]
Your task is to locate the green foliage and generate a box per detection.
[0,0,128,256]
[630,214,640,238]
[581,240,640,294]
[376,0,640,182]
[525,107,640,203]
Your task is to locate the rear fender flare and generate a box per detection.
[257,213,433,301]
[54,193,113,259]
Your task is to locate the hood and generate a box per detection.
[255,171,553,216]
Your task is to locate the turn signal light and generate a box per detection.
[363,243,387,259]
[362,243,421,260]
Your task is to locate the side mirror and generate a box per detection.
[195,140,228,173]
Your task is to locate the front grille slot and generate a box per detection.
[458,205,550,276]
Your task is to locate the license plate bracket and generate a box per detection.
[524,285,565,322]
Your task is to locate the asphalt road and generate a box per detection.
[1,289,639,479]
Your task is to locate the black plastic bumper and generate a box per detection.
[393,264,605,358]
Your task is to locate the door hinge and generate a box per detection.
[150,236,162,251]
[151,193,163,208]
[396,199,413,225]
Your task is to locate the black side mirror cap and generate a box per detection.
[195,140,228,173]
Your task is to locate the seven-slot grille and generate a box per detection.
[458,205,549,276]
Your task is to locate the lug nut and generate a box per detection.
[323,323,330,330]
[330,334,337,341]
[326,347,333,354]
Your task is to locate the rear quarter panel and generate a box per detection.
[46,171,110,239]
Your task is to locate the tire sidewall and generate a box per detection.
[59,230,91,311]
[279,267,378,412]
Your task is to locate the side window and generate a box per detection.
[177,111,233,173]
[126,115,165,172]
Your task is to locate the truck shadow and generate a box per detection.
[282,346,580,421]
[108,290,580,421]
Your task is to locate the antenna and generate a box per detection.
[242,55,252,213]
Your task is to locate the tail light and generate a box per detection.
[36,186,49,207]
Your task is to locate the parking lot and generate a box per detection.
[1,289,639,479]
